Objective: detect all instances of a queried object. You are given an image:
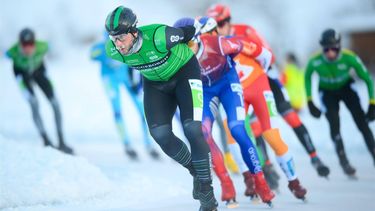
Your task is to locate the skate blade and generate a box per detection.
[250,195,262,204]
[265,201,274,208]
[199,208,218,211]
[347,174,358,180]
[273,188,281,194]
[225,200,239,209]
[301,197,308,203]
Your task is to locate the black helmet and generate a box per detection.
[105,6,138,36]
[19,28,35,45]
[320,28,341,48]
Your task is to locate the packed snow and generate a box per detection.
[0,135,114,209]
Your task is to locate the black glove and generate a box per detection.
[308,100,321,118]
[130,84,139,94]
[366,103,375,122]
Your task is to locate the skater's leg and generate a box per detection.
[201,90,236,202]
[269,76,329,176]
[249,76,296,180]
[322,90,345,160]
[269,76,319,157]
[143,79,192,167]
[223,119,249,173]
[247,75,306,198]
[14,66,51,146]
[33,65,73,154]
[219,74,274,202]
[322,89,355,175]
[102,74,136,151]
[220,79,262,175]
[175,58,218,210]
[342,85,375,162]
[222,118,242,174]
[216,111,230,153]
[249,117,272,164]
[33,67,60,143]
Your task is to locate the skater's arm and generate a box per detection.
[304,60,315,101]
[5,44,17,59]
[238,37,272,71]
[38,41,48,55]
[154,24,198,52]
[219,36,243,56]
[351,54,375,102]
[254,47,272,71]
[90,44,103,61]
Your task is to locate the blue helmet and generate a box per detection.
[198,16,217,34]
[173,17,195,28]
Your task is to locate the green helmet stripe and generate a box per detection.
[113,7,124,29]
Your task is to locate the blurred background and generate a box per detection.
[1,0,375,69]
[2,0,375,143]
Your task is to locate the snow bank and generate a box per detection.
[0,135,114,209]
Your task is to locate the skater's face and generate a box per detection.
[110,32,137,55]
[21,43,35,56]
[323,47,340,61]
[216,17,231,36]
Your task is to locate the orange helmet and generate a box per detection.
[206,4,231,23]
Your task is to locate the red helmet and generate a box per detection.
[206,4,231,23]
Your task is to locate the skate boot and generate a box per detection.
[243,171,256,197]
[58,143,74,155]
[221,180,238,208]
[340,159,356,178]
[224,152,239,174]
[124,147,138,160]
[148,148,160,160]
[56,133,74,155]
[41,133,54,147]
[263,163,280,191]
[253,172,275,207]
[288,179,307,200]
[197,181,218,211]
[311,157,330,177]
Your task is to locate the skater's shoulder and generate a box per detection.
[341,49,357,58]
[35,41,48,53]
[5,43,18,58]
[138,24,166,34]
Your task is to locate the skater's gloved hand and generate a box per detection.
[366,102,375,121]
[130,83,139,94]
[192,19,202,43]
[308,100,321,118]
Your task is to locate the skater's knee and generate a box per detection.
[276,101,293,116]
[283,111,302,128]
[331,134,342,144]
[49,97,61,111]
[149,124,174,146]
[228,122,248,142]
[183,120,204,141]
[352,116,370,133]
[28,96,39,108]
[250,121,263,137]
